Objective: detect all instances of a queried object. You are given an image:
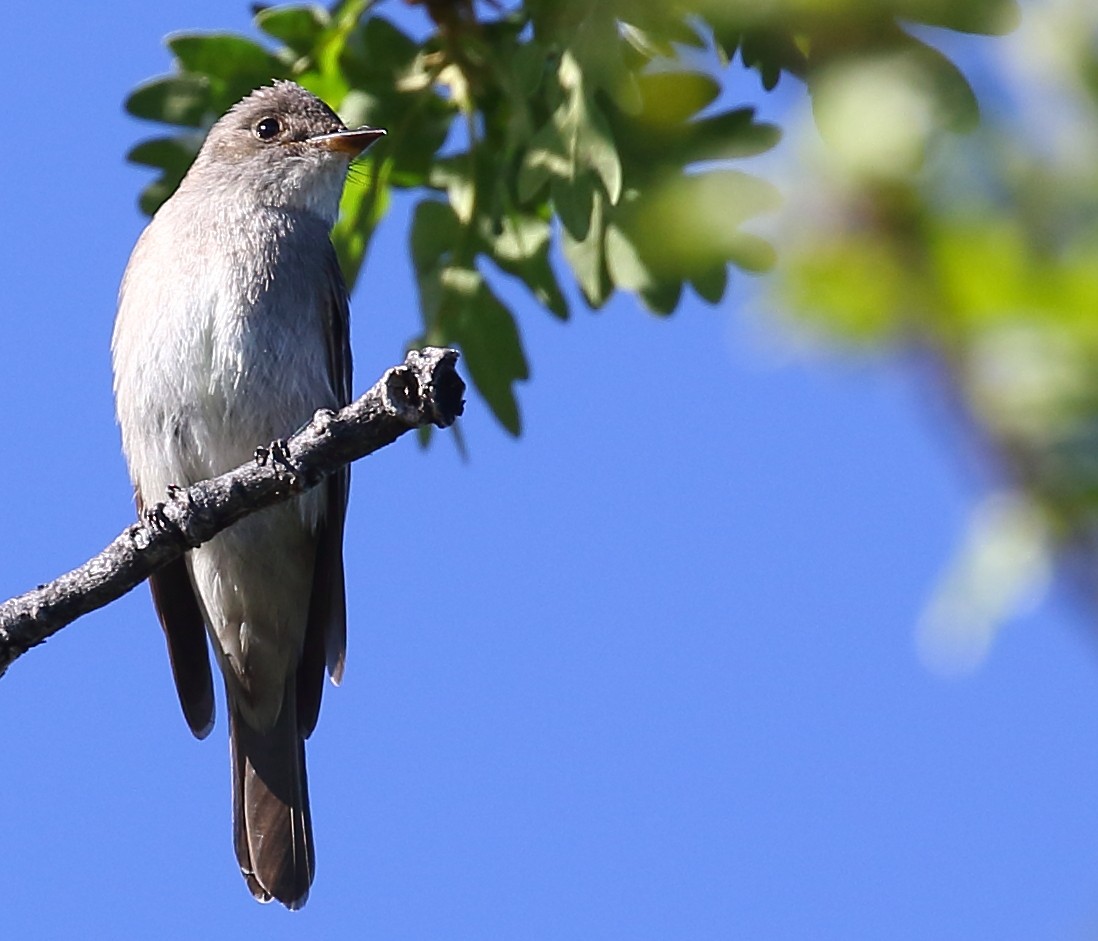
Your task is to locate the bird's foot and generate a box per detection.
[255,439,298,484]
[141,502,172,533]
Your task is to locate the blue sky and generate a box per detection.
[4,3,1098,938]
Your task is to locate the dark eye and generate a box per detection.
[254,117,281,140]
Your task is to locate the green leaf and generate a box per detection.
[485,212,549,267]
[604,224,654,293]
[510,39,553,97]
[336,166,391,280]
[677,108,782,164]
[437,267,529,435]
[726,232,776,273]
[634,72,721,126]
[166,33,285,99]
[409,198,462,283]
[355,89,453,189]
[552,50,623,202]
[619,22,677,60]
[564,5,641,112]
[498,249,569,321]
[408,197,462,328]
[128,133,199,216]
[551,171,595,240]
[711,22,740,67]
[608,101,781,179]
[561,187,611,308]
[126,135,199,170]
[138,179,179,217]
[125,74,211,127]
[339,15,419,87]
[740,29,808,89]
[619,5,708,50]
[690,265,729,305]
[483,213,569,320]
[900,34,981,131]
[639,279,683,315]
[255,5,328,55]
[612,170,780,284]
[429,158,476,224]
[578,96,622,203]
[518,117,571,202]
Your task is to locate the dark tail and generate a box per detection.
[229,679,314,909]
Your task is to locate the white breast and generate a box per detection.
[112,193,336,532]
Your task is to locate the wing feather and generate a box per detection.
[297,248,352,738]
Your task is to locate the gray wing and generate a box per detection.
[297,246,352,738]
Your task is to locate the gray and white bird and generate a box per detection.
[112,81,384,909]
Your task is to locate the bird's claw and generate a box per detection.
[142,502,172,533]
[256,439,297,483]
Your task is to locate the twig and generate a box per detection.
[0,347,464,676]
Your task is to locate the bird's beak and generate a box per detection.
[310,127,387,155]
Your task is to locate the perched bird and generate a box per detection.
[112,81,385,909]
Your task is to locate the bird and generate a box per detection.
[111,81,385,909]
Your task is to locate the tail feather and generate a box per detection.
[229,681,314,909]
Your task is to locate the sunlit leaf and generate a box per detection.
[579,96,623,203]
[518,116,571,201]
[554,50,623,202]
[613,170,780,282]
[604,224,654,293]
[429,158,476,224]
[483,213,569,319]
[255,5,328,55]
[561,187,610,307]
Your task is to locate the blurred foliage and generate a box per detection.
[768,0,1098,664]
[123,0,1019,437]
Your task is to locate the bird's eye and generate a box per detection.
[254,117,281,140]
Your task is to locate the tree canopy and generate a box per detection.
[124,0,1018,428]
[124,0,1098,656]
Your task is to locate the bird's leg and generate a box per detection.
[256,438,298,485]
[141,501,173,534]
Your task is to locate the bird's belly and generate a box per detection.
[125,287,334,519]
[166,308,333,721]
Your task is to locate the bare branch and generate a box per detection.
[0,347,464,676]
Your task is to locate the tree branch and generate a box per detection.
[0,347,464,677]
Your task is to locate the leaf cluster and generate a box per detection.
[125,0,1019,433]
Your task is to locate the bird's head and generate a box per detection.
[192,80,386,223]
